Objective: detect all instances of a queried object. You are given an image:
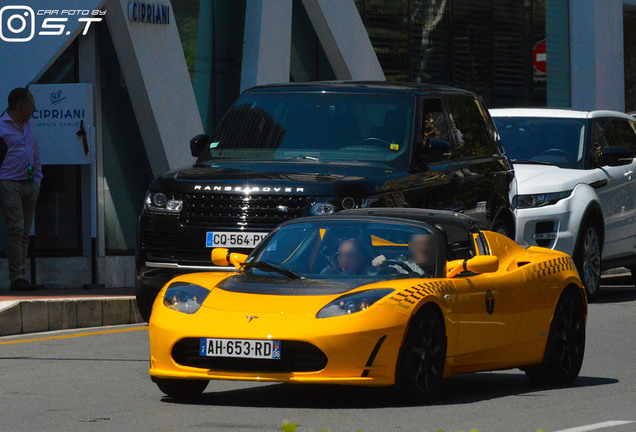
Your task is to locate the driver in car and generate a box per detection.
[322,238,370,275]
[372,233,436,276]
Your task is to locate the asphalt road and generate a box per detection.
[1,284,635,432]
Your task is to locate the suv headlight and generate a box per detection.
[310,196,377,215]
[513,190,572,209]
[316,289,394,318]
[144,191,183,214]
[163,282,210,314]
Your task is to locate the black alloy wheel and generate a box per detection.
[153,378,209,400]
[398,306,447,403]
[524,288,586,385]
[573,221,601,300]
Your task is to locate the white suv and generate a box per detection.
[490,108,636,298]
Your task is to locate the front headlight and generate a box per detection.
[163,282,210,314]
[144,191,183,214]
[310,196,377,215]
[513,190,572,209]
[316,288,394,319]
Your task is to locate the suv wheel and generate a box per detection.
[573,220,601,300]
[492,220,514,239]
[135,281,157,323]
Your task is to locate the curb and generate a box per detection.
[0,297,144,337]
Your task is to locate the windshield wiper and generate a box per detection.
[241,260,303,279]
[510,159,554,166]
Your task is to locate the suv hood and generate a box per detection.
[154,160,406,196]
[513,163,606,194]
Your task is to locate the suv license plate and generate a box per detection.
[206,231,268,248]
[199,338,281,359]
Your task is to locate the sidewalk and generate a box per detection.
[0,287,145,337]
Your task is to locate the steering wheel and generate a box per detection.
[355,137,390,148]
[539,148,574,163]
[367,259,419,277]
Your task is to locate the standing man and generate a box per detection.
[0,87,43,291]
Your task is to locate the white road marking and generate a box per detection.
[553,421,635,432]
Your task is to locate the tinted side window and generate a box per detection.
[446,97,498,159]
[590,119,615,163]
[420,98,450,143]
[608,118,636,152]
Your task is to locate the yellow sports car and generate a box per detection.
[148,208,587,401]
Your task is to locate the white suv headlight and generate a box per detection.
[513,190,572,209]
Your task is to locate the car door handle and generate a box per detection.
[625,170,634,178]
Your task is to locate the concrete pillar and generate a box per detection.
[105,0,203,175]
[569,0,625,111]
[546,0,570,107]
[240,0,293,93]
[301,0,385,81]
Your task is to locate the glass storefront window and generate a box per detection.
[356,0,548,108]
[99,26,154,254]
[172,0,200,84]
[0,41,84,257]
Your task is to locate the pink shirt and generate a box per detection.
[0,111,43,185]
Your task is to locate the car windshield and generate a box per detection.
[204,91,415,170]
[244,220,442,280]
[493,116,587,169]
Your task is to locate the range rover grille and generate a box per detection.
[183,194,311,227]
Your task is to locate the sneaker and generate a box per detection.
[9,278,38,291]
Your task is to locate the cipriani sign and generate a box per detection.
[127,2,170,25]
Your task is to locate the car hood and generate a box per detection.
[196,274,398,314]
[513,163,606,195]
[154,160,406,196]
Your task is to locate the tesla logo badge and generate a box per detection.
[485,290,495,315]
[247,315,259,323]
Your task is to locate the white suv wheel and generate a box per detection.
[577,224,601,298]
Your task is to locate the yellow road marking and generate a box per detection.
[0,325,148,346]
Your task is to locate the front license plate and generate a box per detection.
[199,338,281,359]
[205,231,268,248]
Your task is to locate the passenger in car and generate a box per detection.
[372,234,436,276]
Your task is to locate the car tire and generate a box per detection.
[492,220,514,239]
[397,306,447,403]
[524,288,585,386]
[135,281,158,323]
[573,220,601,300]
[153,378,209,399]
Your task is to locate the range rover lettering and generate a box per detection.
[136,82,515,320]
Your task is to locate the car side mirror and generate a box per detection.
[426,138,452,162]
[447,255,499,278]
[190,133,212,158]
[211,248,248,269]
[598,146,634,167]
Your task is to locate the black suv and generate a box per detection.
[136,82,515,320]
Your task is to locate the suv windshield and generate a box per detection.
[244,220,441,280]
[493,116,587,169]
[204,91,415,170]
